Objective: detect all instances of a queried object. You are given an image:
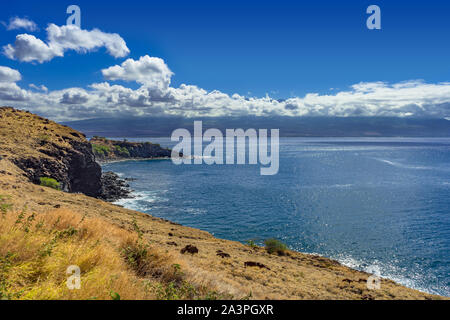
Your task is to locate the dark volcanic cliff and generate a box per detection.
[0,107,102,197]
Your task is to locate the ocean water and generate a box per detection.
[102,137,450,296]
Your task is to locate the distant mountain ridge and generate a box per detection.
[64,116,450,138]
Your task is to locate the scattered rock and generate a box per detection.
[180,245,199,255]
[216,250,230,258]
[244,261,270,270]
[350,287,364,295]
[167,241,178,246]
[69,132,81,138]
[168,233,174,237]
[342,279,353,283]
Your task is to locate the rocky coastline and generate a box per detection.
[98,171,133,202]
[0,107,445,300]
[91,137,178,202]
[90,136,174,161]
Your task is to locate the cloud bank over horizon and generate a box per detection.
[0,21,449,121]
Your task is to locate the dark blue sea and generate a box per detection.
[102,137,450,296]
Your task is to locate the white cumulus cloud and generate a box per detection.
[102,55,174,89]
[0,66,22,82]
[3,34,59,63]
[3,24,130,63]
[29,84,48,92]
[0,82,29,101]
[46,24,130,58]
[3,17,38,32]
[0,66,28,102]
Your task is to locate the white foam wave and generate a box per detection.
[114,190,168,212]
[329,184,353,188]
[183,207,207,215]
[373,158,435,170]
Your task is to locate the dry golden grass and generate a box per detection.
[0,107,87,160]
[0,207,225,300]
[0,207,149,300]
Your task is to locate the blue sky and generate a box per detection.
[0,0,449,120]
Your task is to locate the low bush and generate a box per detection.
[39,177,60,190]
[264,238,288,256]
[245,239,259,249]
[37,134,50,145]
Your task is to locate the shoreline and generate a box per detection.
[97,156,172,165]
[1,162,445,299]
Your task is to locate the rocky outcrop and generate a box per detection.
[180,245,199,255]
[13,140,102,197]
[1,107,102,197]
[99,171,132,202]
[116,141,172,158]
[90,137,174,161]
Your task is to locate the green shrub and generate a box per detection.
[264,238,288,256]
[121,241,149,276]
[114,145,130,157]
[110,291,121,300]
[0,195,12,216]
[37,134,50,145]
[92,144,111,157]
[245,239,258,249]
[39,177,61,190]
